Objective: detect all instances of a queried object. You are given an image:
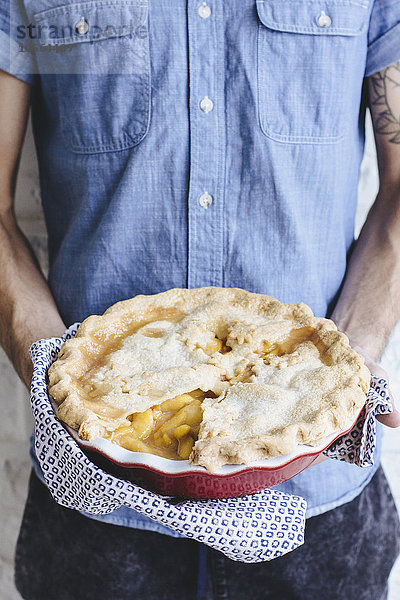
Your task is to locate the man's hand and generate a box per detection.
[0,70,66,389]
[351,344,400,428]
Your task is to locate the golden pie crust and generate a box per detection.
[48,287,370,472]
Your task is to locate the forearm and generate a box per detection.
[331,187,400,362]
[0,206,65,387]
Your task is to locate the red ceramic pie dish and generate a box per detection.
[66,405,363,499]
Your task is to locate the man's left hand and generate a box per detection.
[353,345,400,428]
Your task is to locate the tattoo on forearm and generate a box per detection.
[370,61,400,144]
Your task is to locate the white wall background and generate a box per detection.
[1,116,400,599]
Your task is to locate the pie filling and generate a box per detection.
[109,389,209,460]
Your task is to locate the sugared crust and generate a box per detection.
[48,286,314,402]
[48,287,370,470]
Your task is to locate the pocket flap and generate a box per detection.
[33,0,148,46]
[256,0,369,36]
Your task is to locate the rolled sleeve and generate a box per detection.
[365,0,400,77]
[0,1,36,84]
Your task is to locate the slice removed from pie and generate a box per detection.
[48,287,370,472]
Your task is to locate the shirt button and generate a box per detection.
[198,192,213,208]
[75,16,89,35]
[317,11,331,28]
[198,2,211,19]
[200,96,214,113]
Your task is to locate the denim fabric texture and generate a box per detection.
[1,0,400,537]
[14,467,400,600]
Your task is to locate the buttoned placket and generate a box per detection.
[187,1,226,289]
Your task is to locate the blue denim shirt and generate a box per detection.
[1,0,399,538]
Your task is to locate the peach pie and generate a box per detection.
[48,287,370,472]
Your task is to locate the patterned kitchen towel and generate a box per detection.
[29,324,392,563]
[323,376,392,466]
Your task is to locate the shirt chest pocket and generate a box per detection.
[32,0,150,153]
[256,0,369,144]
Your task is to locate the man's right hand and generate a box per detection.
[0,69,66,389]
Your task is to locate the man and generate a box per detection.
[1,1,400,598]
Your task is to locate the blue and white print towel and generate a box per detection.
[29,324,392,563]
